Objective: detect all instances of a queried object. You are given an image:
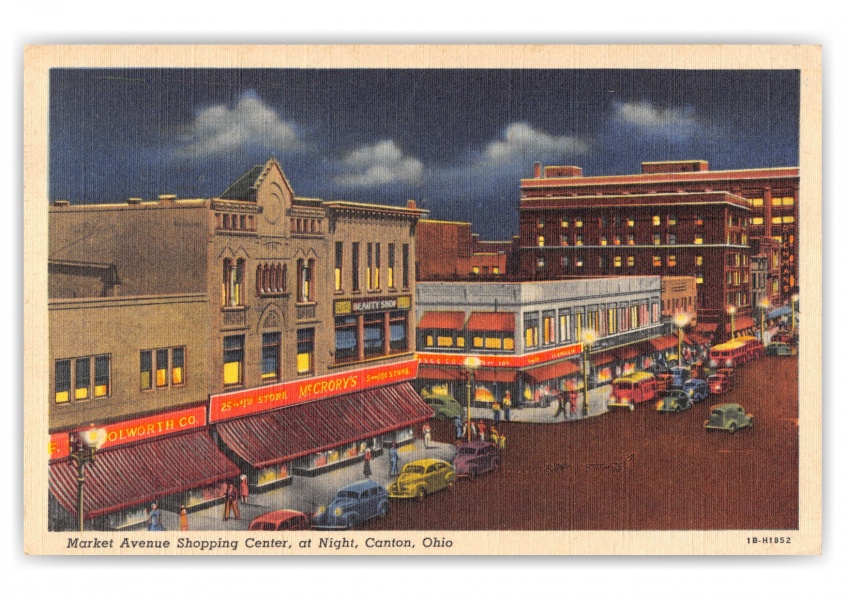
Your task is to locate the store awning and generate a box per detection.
[616,345,641,361]
[418,365,462,381]
[649,335,678,352]
[473,368,519,383]
[418,311,466,330]
[687,332,710,345]
[768,306,791,320]
[465,312,515,332]
[216,382,433,469]
[694,322,717,333]
[49,431,239,519]
[524,360,580,383]
[725,317,756,333]
[591,351,616,366]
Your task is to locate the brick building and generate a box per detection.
[416,219,511,281]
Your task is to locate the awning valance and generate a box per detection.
[524,360,580,383]
[465,312,515,332]
[472,368,519,383]
[417,311,466,330]
[49,431,238,519]
[649,335,679,352]
[591,351,616,366]
[725,317,756,332]
[418,365,462,381]
[216,382,432,469]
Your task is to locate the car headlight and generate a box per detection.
[657,401,664,410]
[726,360,733,367]
[315,505,326,516]
[334,507,343,516]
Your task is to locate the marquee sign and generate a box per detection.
[416,343,582,369]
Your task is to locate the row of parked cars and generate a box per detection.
[248,440,503,532]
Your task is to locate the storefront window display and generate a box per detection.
[257,463,291,487]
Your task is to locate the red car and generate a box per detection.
[248,509,311,531]
[453,441,501,480]
[707,373,733,395]
[654,373,674,393]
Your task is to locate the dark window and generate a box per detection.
[335,316,359,363]
[94,355,110,397]
[402,243,410,289]
[75,357,90,400]
[55,360,71,403]
[352,242,361,291]
[140,351,153,390]
[172,347,185,385]
[364,313,385,357]
[390,311,408,352]
[262,332,281,382]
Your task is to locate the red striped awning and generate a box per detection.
[523,360,580,383]
[216,382,433,469]
[695,322,717,333]
[49,430,239,519]
[473,368,519,383]
[649,335,679,352]
[418,311,466,330]
[591,351,616,366]
[616,345,641,360]
[725,317,756,332]
[418,365,462,381]
[465,312,515,332]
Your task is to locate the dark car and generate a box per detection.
[453,441,501,480]
[657,389,693,413]
[704,403,754,433]
[669,366,691,389]
[248,509,310,531]
[708,373,733,395]
[312,479,389,530]
[767,342,793,356]
[682,378,709,403]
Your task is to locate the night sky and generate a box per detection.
[49,69,799,239]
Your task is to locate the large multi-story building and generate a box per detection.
[517,189,754,341]
[416,219,512,281]
[47,158,431,530]
[519,160,799,305]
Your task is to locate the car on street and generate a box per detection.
[707,373,733,395]
[772,332,798,345]
[422,393,464,421]
[682,378,710,403]
[670,366,691,388]
[767,342,793,356]
[717,366,735,381]
[608,372,658,411]
[248,509,311,531]
[312,479,389,529]
[453,441,501,480]
[388,458,455,500]
[704,403,754,433]
[654,372,674,393]
[656,389,693,412]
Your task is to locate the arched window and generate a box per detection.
[223,258,245,306]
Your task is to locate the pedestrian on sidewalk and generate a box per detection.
[454,416,463,440]
[239,474,249,505]
[492,400,501,426]
[553,391,566,418]
[470,420,478,439]
[228,479,241,520]
[148,502,165,531]
[422,422,432,448]
[478,421,487,442]
[503,392,512,422]
[389,443,400,476]
[490,426,499,447]
[569,390,578,419]
[564,394,572,420]
[179,505,188,531]
[363,446,373,478]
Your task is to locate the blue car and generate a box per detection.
[682,378,710,403]
[312,479,389,530]
[670,366,691,389]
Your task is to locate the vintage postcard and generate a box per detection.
[23,44,822,555]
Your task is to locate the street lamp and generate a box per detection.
[725,305,737,339]
[791,293,799,331]
[758,297,770,341]
[580,328,598,417]
[68,425,107,532]
[462,356,481,443]
[673,312,691,367]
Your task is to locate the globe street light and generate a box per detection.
[758,297,770,341]
[580,328,598,417]
[462,356,481,443]
[673,312,691,367]
[726,305,737,339]
[68,425,107,532]
[791,293,799,331]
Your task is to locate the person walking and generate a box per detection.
[492,400,501,426]
[422,423,432,449]
[454,416,463,440]
[564,394,572,420]
[478,421,487,442]
[363,446,373,478]
[389,443,400,476]
[179,505,188,531]
[553,391,566,418]
[223,482,233,521]
[569,390,578,419]
[239,474,249,505]
[489,426,499,447]
[148,502,165,531]
[229,479,241,520]
[503,392,512,422]
[470,420,478,439]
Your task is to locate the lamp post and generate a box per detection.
[726,305,737,339]
[580,328,597,417]
[463,356,481,443]
[673,312,691,367]
[758,297,770,341]
[68,425,107,532]
[791,293,799,331]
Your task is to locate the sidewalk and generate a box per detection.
[469,386,611,425]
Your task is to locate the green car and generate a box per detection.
[766,342,793,356]
[656,390,693,413]
[704,403,754,433]
[422,394,463,421]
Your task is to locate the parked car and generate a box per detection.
[422,394,463,421]
[453,441,501,480]
[767,342,793,356]
[248,509,310,532]
[682,378,710,403]
[704,403,754,433]
[656,389,693,413]
[312,479,389,529]
[670,366,691,389]
[771,332,797,345]
[716,366,735,381]
[388,458,455,500]
[654,373,674,393]
[707,373,733,395]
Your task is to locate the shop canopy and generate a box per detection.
[687,332,710,345]
[725,317,756,333]
[472,368,519,383]
[417,311,466,330]
[49,430,239,519]
[649,335,680,352]
[768,306,792,320]
[590,351,617,366]
[465,312,515,332]
[694,322,717,334]
[216,382,432,469]
[418,364,463,381]
[615,345,641,361]
[523,360,580,383]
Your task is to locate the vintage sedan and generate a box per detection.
[422,394,464,421]
[767,342,793,356]
[312,480,389,529]
[248,509,310,532]
[388,458,455,501]
[682,378,710,403]
[656,389,693,413]
[704,403,754,433]
[453,441,501,480]
[707,373,733,395]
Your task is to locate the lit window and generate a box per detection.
[297,329,315,375]
[55,360,71,404]
[668,255,677,267]
[156,349,169,387]
[387,243,395,289]
[538,235,545,247]
[772,197,783,206]
[783,216,795,223]
[334,242,343,292]
[94,355,110,397]
[752,198,764,206]
[172,347,184,385]
[223,335,245,386]
[783,197,795,206]
[537,256,546,268]
[575,234,583,246]
[772,217,783,224]
[140,351,153,390]
[653,233,661,245]
[652,215,661,226]
[575,218,583,228]
[696,255,703,266]
[560,233,569,246]
[696,274,704,284]
[576,257,584,268]
[561,219,569,228]
[537,217,545,228]
[752,217,764,225]
[374,243,381,289]
[627,256,635,267]
[600,236,608,246]
[668,215,677,225]
[694,235,703,245]
[614,256,622,268]
[613,235,621,245]
[75,357,90,400]
[653,256,662,267]
[628,234,635,245]
[627,218,635,227]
